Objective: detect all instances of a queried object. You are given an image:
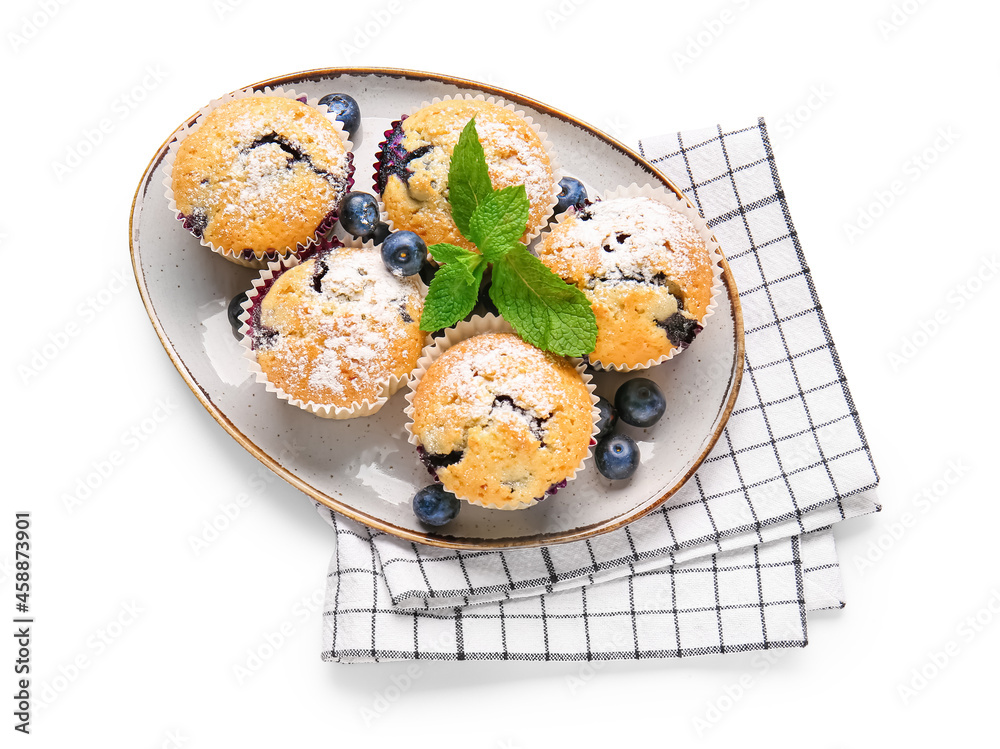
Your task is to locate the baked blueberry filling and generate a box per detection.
[657,312,702,348]
[576,199,597,220]
[590,271,689,323]
[603,232,631,250]
[253,324,279,350]
[181,208,207,237]
[246,242,350,351]
[608,270,666,286]
[490,395,548,444]
[395,300,413,324]
[244,132,352,191]
[416,445,465,477]
[311,257,329,293]
[374,118,436,194]
[407,145,434,164]
[501,476,568,501]
[181,143,351,243]
[543,479,568,498]
[247,132,308,165]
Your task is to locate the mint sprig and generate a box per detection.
[490,246,598,357]
[419,120,597,357]
[469,185,529,263]
[447,119,493,240]
[420,259,485,332]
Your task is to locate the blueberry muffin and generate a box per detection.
[409,332,593,509]
[535,195,716,368]
[375,98,557,250]
[171,94,354,265]
[249,244,425,416]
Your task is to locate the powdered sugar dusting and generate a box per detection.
[425,334,564,445]
[307,251,414,394]
[222,103,348,224]
[259,248,424,406]
[544,196,707,288]
[475,118,551,220]
[225,99,348,175]
[389,99,556,250]
[221,144,310,225]
[175,96,351,251]
[309,346,345,397]
[409,329,595,508]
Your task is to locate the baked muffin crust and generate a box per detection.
[411,333,593,509]
[378,99,556,250]
[173,95,352,257]
[253,246,425,409]
[536,196,715,367]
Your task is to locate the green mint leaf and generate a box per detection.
[468,185,530,263]
[448,119,493,241]
[490,246,598,357]
[427,242,478,266]
[419,256,486,332]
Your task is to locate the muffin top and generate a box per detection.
[378,99,556,250]
[410,333,593,509]
[536,196,716,367]
[172,95,353,257]
[253,246,425,410]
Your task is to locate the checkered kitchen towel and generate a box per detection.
[320,118,880,662]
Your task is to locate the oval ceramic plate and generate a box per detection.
[129,67,744,550]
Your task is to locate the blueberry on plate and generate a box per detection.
[339,192,380,239]
[594,396,617,439]
[227,291,248,333]
[595,433,640,480]
[555,176,588,214]
[412,485,462,526]
[370,222,391,245]
[381,231,427,277]
[318,93,361,139]
[615,378,666,428]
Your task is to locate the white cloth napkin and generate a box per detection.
[319,119,880,662]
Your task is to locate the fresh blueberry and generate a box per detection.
[381,231,427,276]
[555,177,588,214]
[595,396,617,439]
[595,433,640,480]
[412,484,462,526]
[615,378,666,428]
[339,192,380,239]
[371,222,391,245]
[318,93,361,139]
[227,291,248,334]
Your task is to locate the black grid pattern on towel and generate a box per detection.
[322,512,844,663]
[351,119,879,611]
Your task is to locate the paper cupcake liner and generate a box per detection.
[536,182,726,372]
[372,93,561,257]
[163,86,355,270]
[237,237,425,419]
[403,315,600,511]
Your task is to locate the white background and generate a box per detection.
[3,0,998,745]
